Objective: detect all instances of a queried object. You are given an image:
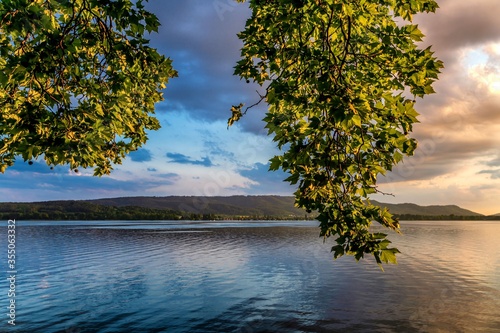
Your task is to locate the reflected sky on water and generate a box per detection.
[0,220,499,332]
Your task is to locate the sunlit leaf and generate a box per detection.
[232,0,442,265]
[0,0,177,175]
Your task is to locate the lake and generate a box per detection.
[1,220,499,332]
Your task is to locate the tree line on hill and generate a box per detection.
[393,214,500,221]
[0,197,498,221]
[0,200,313,221]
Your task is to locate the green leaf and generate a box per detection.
[379,248,400,264]
[232,0,442,266]
[269,156,282,171]
[0,0,177,175]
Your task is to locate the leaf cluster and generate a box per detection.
[0,0,177,175]
[232,0,443,266]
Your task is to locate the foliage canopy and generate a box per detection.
[0,0,176,175]
[231,0,443,266]
[0,0,443,265]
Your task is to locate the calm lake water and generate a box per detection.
[1,220,499,333]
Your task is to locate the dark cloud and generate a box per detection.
[144,1,261,130]
[415,0,500,52]
[478,169,500,179]
[381,136,498,183]
[380,159,443,184]
[467,98,500,126]
[417,138,496,162]
[147,167,157,172]
[129,149,153,162]
[166,152,214,167]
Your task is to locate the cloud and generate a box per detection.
[415,0,500,62]
[0,158,181,201]
[203,140,236,160]
[485,154,500,167]
[144,1,258,125]
[377,6,500,188]
[166,152,214,167]
[239,162,295,195]
[129,149,152,162]
[478,169,500,179]
[157,173,179,179]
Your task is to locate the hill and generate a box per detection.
[0,200,180,220]
[89,196,485,218]
[87,195,309,218]
[370,200,483,217]
[0,196,495,220]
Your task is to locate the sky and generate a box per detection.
[1,0,500,215]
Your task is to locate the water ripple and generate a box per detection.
[0,221,498,332]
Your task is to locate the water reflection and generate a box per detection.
[0,221,498,332]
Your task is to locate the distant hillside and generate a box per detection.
[370,200,483,217]
[0,196,495,220]
[87,195,309,218]
[89,196,485,218]
[0,200,180,220]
